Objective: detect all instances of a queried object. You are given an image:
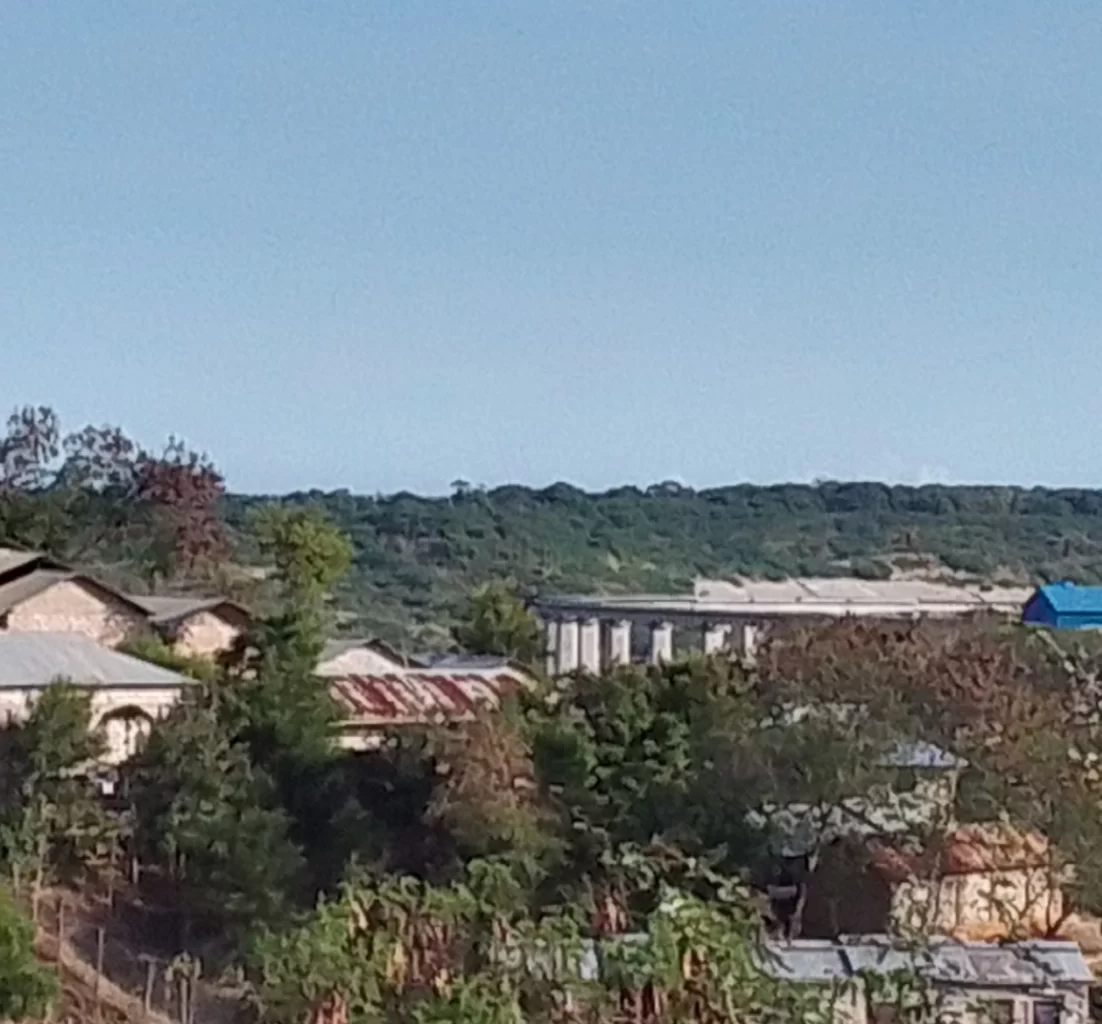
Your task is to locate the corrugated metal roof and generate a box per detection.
[0,633,191,688]
[0,547,45,579]
[1036,582,1102,615]
[332,671,517,725]
[0,569,74,614]
[128,594,241,624]
[416,653,514,670]
[762,939,1091,986]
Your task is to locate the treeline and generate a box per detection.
[6,405,1102,647]
[230,479,1102,644]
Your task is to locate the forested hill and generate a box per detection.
[225,481,1102,646]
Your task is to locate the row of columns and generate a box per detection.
[543,617,758,676]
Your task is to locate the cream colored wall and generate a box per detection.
[171,610,242,658]
[892,868,1064,939]
[0,683,186,763]
[316,647,406,677]
[5,581,147,648]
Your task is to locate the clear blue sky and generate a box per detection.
[3,2,1101,494]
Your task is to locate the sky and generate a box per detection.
[2,2,1101,495]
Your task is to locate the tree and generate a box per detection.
[0,887,57,1020]
[125,693,306,950]
[0,683,112,896]
[453,583,543,666]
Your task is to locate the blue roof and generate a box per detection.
[1037,582,1102,614]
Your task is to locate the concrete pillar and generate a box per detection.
[579,618,602,674]
[543,619,559,676]
[702,622,732,655]
[607,619,633,666]
[556,618,580,675]
[649,621,674,665]
[740,622,759,662]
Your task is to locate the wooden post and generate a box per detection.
[95,926,106,1021]
[56,900,66,967]
[143,960,156,1013]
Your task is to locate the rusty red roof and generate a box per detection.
[331,670,519,726]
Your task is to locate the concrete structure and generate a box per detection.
[319,638,537,749]
[0,632,193,763]
[535,578,1032,673]
[761,938,1091,1024]
[1023,582,1102,630]
[0,546,250,658]
[803,826,1064,943]
[127,595,250,658]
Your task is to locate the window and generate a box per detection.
[1033,1000,1062,1024]
[984,999,1015,1024]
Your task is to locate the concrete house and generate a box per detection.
[1022,583,1102,630]
[801,826,1064,943]
[126,595,250,658]
[765,938,1091,1024]
[0,547,249,657]
[0,548,150,647]
[318,639,536,750]
[0,632,192,763]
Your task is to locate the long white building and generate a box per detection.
[533,578,1032,675]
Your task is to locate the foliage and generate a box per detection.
[0,886,57,1020]
[0,683,112,891]
[124,691,306,946]
[452,582,544,667]
[250,856,808,1024]
[118,633,221,683]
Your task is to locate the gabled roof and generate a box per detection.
[0,569,150,618]
[0,546,71,583]
[1035,582,1102,615]
[0,633,192,688]
[332,670,522,726]
[126,594,249,626]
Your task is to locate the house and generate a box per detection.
[1023,583,1102,630]
[764,938,1091,1024]
[125,595,250,658]
[0,546,249,657]
[319,639,537,750]
[0,632,193,763]
[0,548,150,647]
[801,825,1064,943]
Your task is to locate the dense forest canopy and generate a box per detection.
[228,479,1102,646]
[3,405,1102,647]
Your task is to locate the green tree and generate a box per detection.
[453,582,543,666]
[125,693,306,949]
[0,683,112,895]
[0,887,57,1020]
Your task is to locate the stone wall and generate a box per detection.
[171,609,243,658]
[6,580,148,648]
[0,683,186,763]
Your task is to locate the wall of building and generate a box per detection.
[5,581,147,648]
[892,867,1064,940]
[0,684,185,763]
[317,647,406,677]
[171,610,243,658]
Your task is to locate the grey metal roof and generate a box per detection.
[761,940,1091,987]
[0,548,43,578]
[0,569,74,614]
[128,594,235,624]
[416,653,513,670]
[0,633,191,688]
[537,578,1033,619]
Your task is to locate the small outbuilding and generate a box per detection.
[1022,583,1102,630]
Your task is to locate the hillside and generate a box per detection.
[224,482,1102,646]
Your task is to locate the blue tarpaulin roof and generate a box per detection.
[1036,582,1102,615]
